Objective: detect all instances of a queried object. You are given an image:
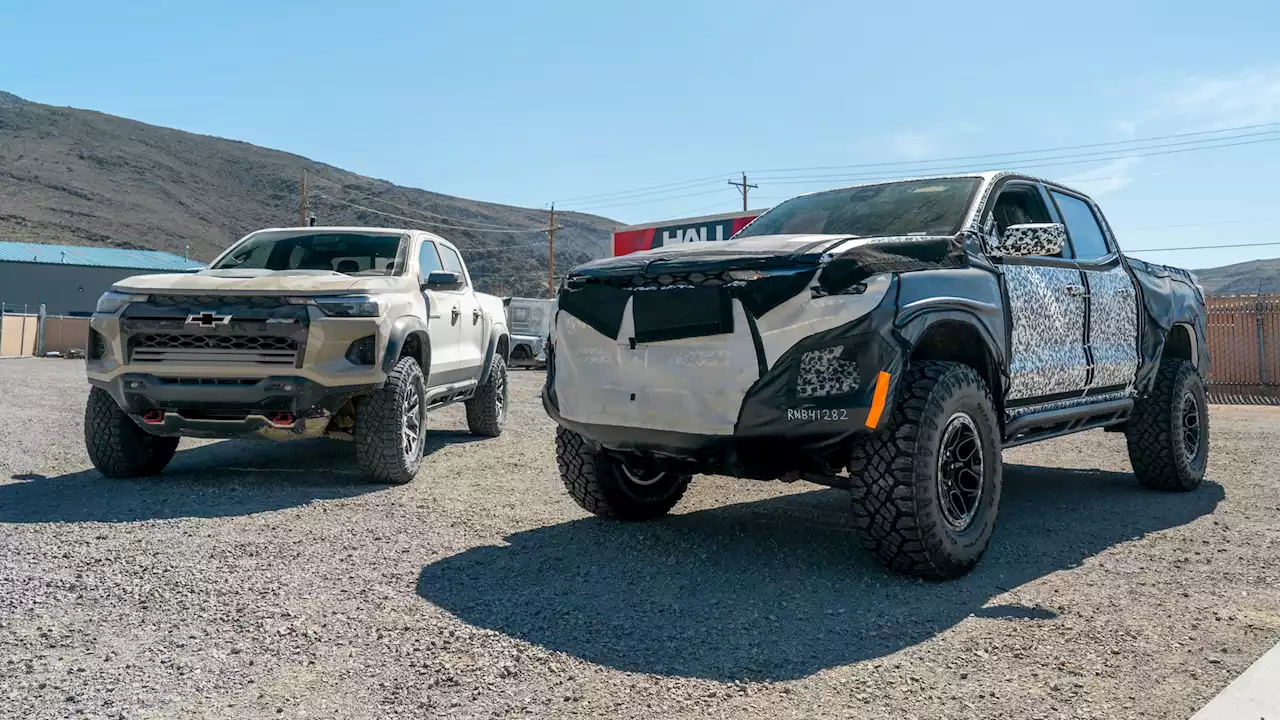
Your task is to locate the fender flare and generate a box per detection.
[894,306,1008,396]
[382,315,431,377]
[477,323,510,386]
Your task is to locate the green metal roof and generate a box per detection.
[0,241,203,271]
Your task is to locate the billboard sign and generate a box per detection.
[612,210,763,257]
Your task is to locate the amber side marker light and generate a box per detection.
[865,371,891,429]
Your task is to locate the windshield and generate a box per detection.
[735,178,981,238]
[211,232,406,275]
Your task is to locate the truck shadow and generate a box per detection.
[416,464,1223,682]
[0,429,476,524]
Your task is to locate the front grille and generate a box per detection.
[576,270,739,290]
[157,377,262,386]
[149,295,288,309]
[130,333,298,365]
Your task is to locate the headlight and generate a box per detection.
[95,291,147,314]
[290,295,385,317]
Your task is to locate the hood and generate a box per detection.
[112,269,403,295]
[572,234,854,279]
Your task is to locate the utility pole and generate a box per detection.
[299,168,309,227]
[545,203,563,298]
[728,172,758,212]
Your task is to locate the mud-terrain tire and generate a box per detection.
[556,427,692,521]
[355,356,426,484]
[466,355,507,437]
[1125,359,1208,491]
[84,388,180,478]
[848,361,1002,580]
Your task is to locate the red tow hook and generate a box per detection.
[141,409,165,424]
[268,412,296,427]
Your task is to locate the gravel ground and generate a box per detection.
[1,358,1278,720]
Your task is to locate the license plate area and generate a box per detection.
[631,287,733,344]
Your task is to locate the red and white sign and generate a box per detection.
[612,210,762,257]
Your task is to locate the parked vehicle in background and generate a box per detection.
[546,172,1210,579]
[505,297,555,368]
[84,227,511,485]
[611,210,761,256]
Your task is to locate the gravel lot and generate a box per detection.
[1,358,1278,720]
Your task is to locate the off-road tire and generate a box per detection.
[84,388,179,478]
[848,361,1002,580]
[466,355,507,437]
[556,427,692,521]
[1125,359,1208,491]
[355,356,426,485]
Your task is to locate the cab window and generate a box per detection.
[438,245,468,287]
[418,241,444,278]
[990,184,1057,256]
[1051,191,1112,260]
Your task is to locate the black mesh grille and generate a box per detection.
[581,270,738,290]
[149,295,288,308]
[157,377,262,386]
[134,334,297,351]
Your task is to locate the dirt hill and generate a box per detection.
[1193,257,1280,296]
[0,91,619,297]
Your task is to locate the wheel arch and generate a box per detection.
[383,316,432,380]
[1164,322,1197,368]
[477,326,510,386]
[898,311,1006,417]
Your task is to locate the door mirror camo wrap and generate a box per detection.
[994,223,1067,258]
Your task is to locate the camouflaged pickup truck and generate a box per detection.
[545,172,1209,579]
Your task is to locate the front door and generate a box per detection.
[418,240,461,383]
[1048,189,1140,392]
[990,182,1091,402]
[437,243,487,381]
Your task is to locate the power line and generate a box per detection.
[758,132,1280,185]
[745,121,1280,176]
[562,186,731,213]
[728,173,758,212]
[752,133,1280,185]
[1118,217,1280,232]
[310,177,543,232]
[551,172,732,205]
[312,192,546,234]
[545,120,1280,210]
[1125,241,1280,253]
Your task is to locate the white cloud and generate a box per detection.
[1154,67,1280,127]
[1062,156,1141,196]
[884,131,935,161]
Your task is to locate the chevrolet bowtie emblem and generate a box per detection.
[186,311,232,328]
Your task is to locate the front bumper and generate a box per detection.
[85,296,390,388]
[90,373,374,440]
[543,278,905,478]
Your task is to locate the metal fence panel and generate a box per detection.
[1204,294,1280,404]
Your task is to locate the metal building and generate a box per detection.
[0,241,203,315]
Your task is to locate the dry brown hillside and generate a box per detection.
[0,91,618,296]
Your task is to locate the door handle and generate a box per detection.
[472,308,482,324]
[451,306,461,324]
[1063,284,1089,298]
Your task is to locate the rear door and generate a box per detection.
[417,239,461,383]
[437,243,486,380]
[1048,189,1140,392]
[989,181,1091,403]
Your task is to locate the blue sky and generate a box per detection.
[2,0,1279,270]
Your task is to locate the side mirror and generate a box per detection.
[422,270,464,291]
[994,223,1067,257]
